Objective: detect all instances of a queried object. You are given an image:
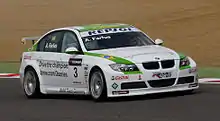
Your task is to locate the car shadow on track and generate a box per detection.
[32,89,203,103]
[105,89,203,103]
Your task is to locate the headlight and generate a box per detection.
[180,57,190,67]
[109,64,139,72]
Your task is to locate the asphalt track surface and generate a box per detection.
[1,78,220,121]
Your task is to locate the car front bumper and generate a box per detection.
[108,81,198,97]
[105,66,199,97]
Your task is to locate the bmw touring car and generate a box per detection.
[19,23,199,101]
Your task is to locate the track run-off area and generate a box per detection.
[0,78,220,121]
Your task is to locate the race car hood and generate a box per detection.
[89,45,180,63]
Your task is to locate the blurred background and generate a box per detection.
[0,0,219,77]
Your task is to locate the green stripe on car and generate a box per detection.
[180,65,191,70]
[84,52,142,74]
[124,71,143,74]
[26,44,37,52]
[78,24,131,32]
[84,52,134,64]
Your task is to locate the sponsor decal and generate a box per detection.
[40,70,68,77]
[72,81,82,84]
[69,58,82,66]
[154,57,160,60]
[51,36,56,41]
[84,64,89,83]
[111,76,115,80]
[59,88,74,93]
[84,65,88,70]
[23,55,31,60]
[188,83,198,88]
[112,75,129,80]
[152,72,172,78]
[37,60,68,69]
[138,75,142,80]
[84,71,89,77]
[72,91,85,95]
[102,55,114,60]
[87,27,133,36]
[112,83,118,89]
[59,88,85,94]
[112,90,129,95]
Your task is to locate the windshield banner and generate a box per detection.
[80,27,141,37]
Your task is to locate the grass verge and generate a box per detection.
[0,62,20,73]
[198,67,220,78]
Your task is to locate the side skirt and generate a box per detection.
[40,85,90,95]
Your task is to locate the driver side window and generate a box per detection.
[61,31,80,53]
[37,31,63,52]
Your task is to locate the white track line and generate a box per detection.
[198,78,220,84]
[0,73,20,78]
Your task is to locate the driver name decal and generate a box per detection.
[84,35,111,42]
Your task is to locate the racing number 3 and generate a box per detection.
[74,67,78,78]
[69,58,82,78]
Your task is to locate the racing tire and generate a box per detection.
[89,68,107,101]
[23,68,41,99]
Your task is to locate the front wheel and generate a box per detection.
[89,69,107,101]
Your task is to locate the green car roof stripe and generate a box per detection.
[77,23,131,32]
[84,52,134,64]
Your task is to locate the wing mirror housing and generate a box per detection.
[65,47,79,54]
[155,39,164,45]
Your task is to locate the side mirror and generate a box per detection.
[155,39,164,45]
[65,47,78,54]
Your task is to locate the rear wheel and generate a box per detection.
[89,68,107,101]
[23,68,41,98]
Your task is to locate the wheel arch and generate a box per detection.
[23,64,42,85]
[88,65,108,100]
[24,65,35,74]
[88,65,108,90]
[89,65,105,83]
[23,65,43,98]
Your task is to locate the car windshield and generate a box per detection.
[81,32,155,51]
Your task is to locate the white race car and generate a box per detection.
[19,23,199,101]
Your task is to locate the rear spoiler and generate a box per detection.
[21,36,40,45]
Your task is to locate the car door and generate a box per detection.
[59,30,86,88]
[35,30,69,87]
